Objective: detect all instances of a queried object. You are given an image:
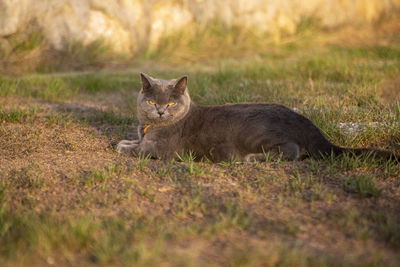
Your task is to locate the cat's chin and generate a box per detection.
[144,116,177,127]
[145,121,176,127]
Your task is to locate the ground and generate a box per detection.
[0,21,400,266]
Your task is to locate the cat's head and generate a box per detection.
[136,73,191,126]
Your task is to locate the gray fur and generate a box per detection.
[117,73,398,162]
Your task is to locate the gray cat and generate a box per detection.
[117,73,398,162]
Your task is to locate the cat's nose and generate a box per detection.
[157,108,165,116]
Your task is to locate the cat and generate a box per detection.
[116,73,399,162]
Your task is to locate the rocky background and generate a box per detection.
[1,0,399,55]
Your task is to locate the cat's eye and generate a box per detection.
[148,100,156,105]
[167,102,176,107]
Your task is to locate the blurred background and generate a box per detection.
[0,0,399,75]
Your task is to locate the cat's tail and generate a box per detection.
[329,145,399,162]
[307,138,398,162]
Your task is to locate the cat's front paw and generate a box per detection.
[116,140,139,155]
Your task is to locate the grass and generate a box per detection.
[0,30,119,74]
[0,72,140,101]
[0,107,38,123]
[136,154,152,172]
[0,19,400,266]
[343,175,382,198]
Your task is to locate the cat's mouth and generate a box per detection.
[147,114,173,124]
[158,113,171,119]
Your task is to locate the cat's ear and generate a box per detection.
[173,76,188,95]
[140,73,154,91]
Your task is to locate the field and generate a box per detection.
[1,19,400,266]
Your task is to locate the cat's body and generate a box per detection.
[117,73,398,162]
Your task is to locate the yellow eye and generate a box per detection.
[148,100,156,105]
[167,102,176,107]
